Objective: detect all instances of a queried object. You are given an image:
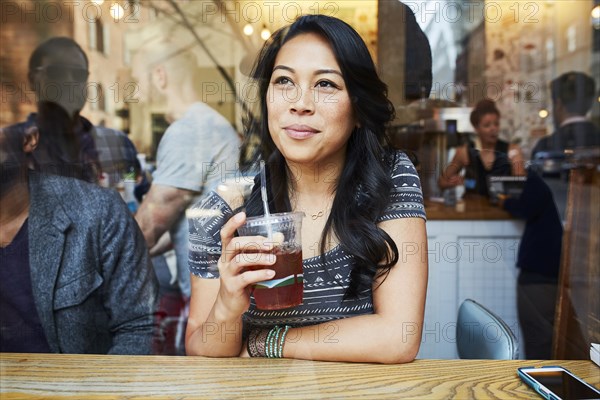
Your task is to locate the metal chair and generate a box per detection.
[456,299,519,359]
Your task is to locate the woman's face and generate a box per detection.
[475,113,500,146]
[266,32,356,170]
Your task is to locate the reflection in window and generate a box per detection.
[88,18,96,50]
[95,18,104,54]
[567,25,576,53]
[102,23,110,56]
[88,83,106,112]
[98,83,106,112]
[546,39,554,64]
[88,18,109,56]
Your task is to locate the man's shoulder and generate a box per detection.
[93,125,136,148]
[171,102,237,134]
[91,124,139,175]
[94,125,128,139]
[549,121,600,148]
[30,174,132,231]
[559,120,600,136]
[532,136,551,152]
[32,173,118,203]
[185,102,222,118]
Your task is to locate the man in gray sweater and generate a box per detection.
[0,125,158,354]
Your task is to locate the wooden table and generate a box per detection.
[1,353,598,399]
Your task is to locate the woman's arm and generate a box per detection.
[508,143,526,176]
[187,214,428,363]
[185,212,277,357]
[438,145,467,189]
[266,217,428,364]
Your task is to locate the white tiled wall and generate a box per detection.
[417,220,524,359]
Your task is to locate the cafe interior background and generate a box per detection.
[1,0,599,359]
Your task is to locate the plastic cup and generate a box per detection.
[237,212,305,310]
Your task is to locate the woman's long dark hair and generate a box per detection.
[242,15,398,299]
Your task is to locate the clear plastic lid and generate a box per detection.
[242,211,305,227]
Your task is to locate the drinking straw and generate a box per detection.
[259,160,273,239]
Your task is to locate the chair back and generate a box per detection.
[456,299,518,359]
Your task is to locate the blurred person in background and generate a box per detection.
[531,71,599,220]
[532,71,599,158]
[439,99,525,197]
[4,37,141,188]
[0,125,157,354]
[132,40,240,353]
[497,168,562,359]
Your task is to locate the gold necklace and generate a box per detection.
[309,203,333,220]
[311,209,327,220]
[290,193,333,221]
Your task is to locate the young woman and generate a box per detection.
[438,99,525,196]
[185,15,428,364]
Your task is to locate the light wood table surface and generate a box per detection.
[1,353,599,399]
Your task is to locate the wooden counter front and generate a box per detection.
[425,195,513,220]
[1,353,599,399]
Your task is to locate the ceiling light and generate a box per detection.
[261,26,271,41]
[243,24,254,36]
[592,5,600,29]
[110,2,124,20]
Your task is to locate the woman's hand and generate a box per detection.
[496,193,508,208]
[508,144,526,176]
[445,174,464,187]
[213,212,277,321]
[438,145,467,190]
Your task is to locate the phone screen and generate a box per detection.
[526,370,600,399]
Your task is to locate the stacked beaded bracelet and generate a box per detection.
[247,325,291,358]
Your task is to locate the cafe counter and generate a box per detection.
[424,195,515,220]
[419,195,525,359]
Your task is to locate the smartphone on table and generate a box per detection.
[517,366,600,400]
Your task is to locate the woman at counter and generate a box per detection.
[185,15,428,364]
[438,99,525,197]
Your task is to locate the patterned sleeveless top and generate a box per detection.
[188,151,426,330]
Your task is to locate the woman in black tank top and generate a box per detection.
[439,99,524,197]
